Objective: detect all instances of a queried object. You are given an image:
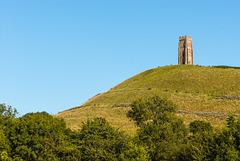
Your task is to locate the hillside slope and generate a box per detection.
[55,65,240,134]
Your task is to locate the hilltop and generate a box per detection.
[55,65,240,134]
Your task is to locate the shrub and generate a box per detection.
[189,120,213,134]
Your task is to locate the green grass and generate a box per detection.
[55,65,240,134]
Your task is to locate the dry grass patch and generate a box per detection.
[56,105,137,135]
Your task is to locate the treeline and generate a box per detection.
[1,96,240,160]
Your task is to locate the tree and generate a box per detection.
[5,112,79,160]
[181,116,240,161]
[0,128,10,153]
[127,96,177,126]
[179,127,215,160]
[0,129,12,161]
[128,96,188,161]
[211,115,240,160]
[0,104,16,161]
[120,142,150,161]
[0,104,18,119]
[79,117,129,160]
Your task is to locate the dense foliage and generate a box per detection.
[128,96,188,160]
[2,96,240,160]
[0,104,81,160]
[0,104,147,161]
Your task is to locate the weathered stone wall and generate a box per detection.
[178,36,193,65]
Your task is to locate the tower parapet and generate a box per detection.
[178,35,193,65]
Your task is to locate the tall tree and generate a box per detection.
[128,96,188,161]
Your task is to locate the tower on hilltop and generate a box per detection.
[178,35,193,65]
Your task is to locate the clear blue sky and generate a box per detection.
[1,0,240,116]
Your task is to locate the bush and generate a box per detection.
[189,120,213,134]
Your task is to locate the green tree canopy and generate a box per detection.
[127,96,177,126]
[79,117,129,160]
[4,111,79,160]
[0,104,18,119]
[128,96,188,160]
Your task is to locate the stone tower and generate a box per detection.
[178,35,193,65]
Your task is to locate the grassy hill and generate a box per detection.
[55,65,240,135]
